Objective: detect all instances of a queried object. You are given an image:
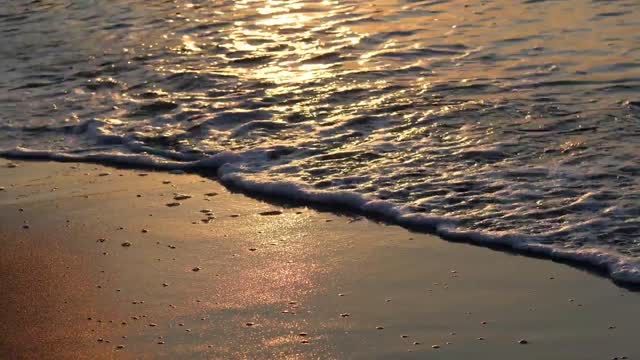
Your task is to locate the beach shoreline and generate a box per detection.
[1,159,639,360]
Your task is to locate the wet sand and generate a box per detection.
[0,160,639,360]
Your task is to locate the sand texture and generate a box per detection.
[0,160,639,359]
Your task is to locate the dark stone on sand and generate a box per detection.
[166,202,181,207]
[376,326,384,330]
[518,339,529,344]
[340,313,350,317]
[121,241,132,247]
[174,194,192,201]
[299,332,308,337]
[192,266,201,272]
[246,322,254,327]
[205,192,218,197]
[116,345,125,349]
[259,210,283,216]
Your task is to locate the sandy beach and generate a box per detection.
[0,159,637,359]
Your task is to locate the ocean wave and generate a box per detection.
[2,146,640,285]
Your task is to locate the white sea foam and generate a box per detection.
[2,146,640,285]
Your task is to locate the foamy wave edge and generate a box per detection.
[2,146,639,285]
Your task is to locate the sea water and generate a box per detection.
[1,0,639,283]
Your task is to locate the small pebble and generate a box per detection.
[174,194,191,201]
[432,345,440,349]
[166,202,181,207]
[376,326,384,330]
[121,242,132,247]
[192,267,201,272]
[116,345,125,350]
[259,210,283,216]
[518,339,528,345]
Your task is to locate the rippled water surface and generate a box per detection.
[1,0,640,282]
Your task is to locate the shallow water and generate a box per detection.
[1,0,640,282]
